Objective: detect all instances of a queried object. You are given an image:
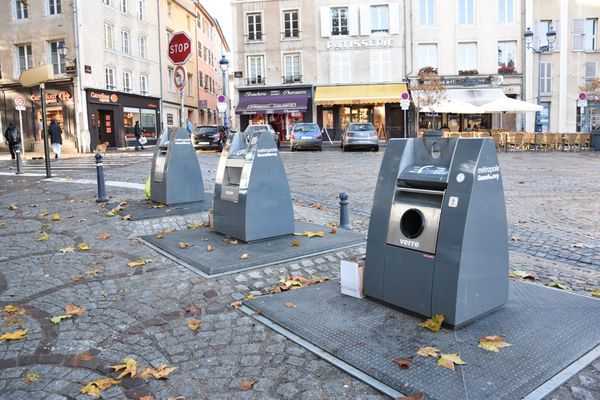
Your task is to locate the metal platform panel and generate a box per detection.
[244,280,600,400]
[141,221,365,278]
[111,195,211,221]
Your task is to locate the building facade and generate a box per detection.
[526,0,600,133]
[0,0,78,153]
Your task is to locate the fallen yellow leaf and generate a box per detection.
[58,247,74,254]
[240,380,257,390]
[303,231,325,238]
[571,243,585,249]
[50,315,72,324]
[290,239,301,247]
[86,269,103,276]
[591,289,600,298]
[509,270,536,280]
[139,365,177,380]
[240,253,249,259]
[65,304,86,317]
[187,319,201,332]
[545,281,568,290]
[110,357,137,379]
[77,242,90,251]
[416,346,440,357]
[187,221,207,229]
[178,242,192,249]
[206,244,214,252]
[0,329,28,341]
[155,233,164,239]
[71,275,83,282]
[72,350,96,362]
[418,314,444,332]
[22,372,39,383]
[80,378,120,397]
[478,335,512,352]
[3,305,26,314]
[161,228,176,234]
[224,238,238,245]
[284,302,297,308]
[393,357,413,369]
[51,214,60,221]
[244,294,254,301]
[96,233,111,241]
[152,204,165,209]
[230,301,242,309]
[437,353,466,370]
[36,231,49,241]
[127,259,152,268]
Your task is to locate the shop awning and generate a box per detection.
[235,93,308,115]
[414,88,540,114]
[417,98,485,114]
[479,96,543,113]
[315,83,408,105]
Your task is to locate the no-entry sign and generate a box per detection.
[168,32,192,65]
[174,66,186,90]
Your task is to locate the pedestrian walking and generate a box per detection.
[4,122,21,160]
[134,121,144,151]
[186,117,194,134]
[48,120,62,159]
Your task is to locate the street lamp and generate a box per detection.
[219,55,230,134]
[56,43,76,64]
[524,27,556,134]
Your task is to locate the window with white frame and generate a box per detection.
[198,70,203,89]
[123,71,132,92]
[283,53,301,83]
[137,0,144,20]
[458,42,477,71]
[140,74,148,95]
[371,5,389,33]
[121,30,130,54]
[167,67,174,92]
[48,0,61,15]
[283,10,299,38]
[138,36,146,59]
[16,44,32,75]
[585,18,597,51]
[371,50,391,82]
[540,102,550,132]
[103,0,111,5]
[419,0,435,26]
[15,0,28,20]
[196,11,201,29]
[458,0,474,25]
[248,55,264,84]
[538,20,554,48]
[497,41,516,67]
[105,67,115,90]
[498,0,514,24]
[540,62,552,95]
[104,23,114,49]
[330,52,350,83]
[120,0,127,13]
[49,40,66,75]
[331,7,349,36]
[247,13,263,41]
[584,62,597,86]
[187,73,193,96]
[418,44,438,69]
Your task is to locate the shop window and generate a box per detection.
[498,0,513,24]
[418,44,438,69]
[371,6,389,33]
[167,67,174,92]
[457,42,477,72]
[419,0,435,26]
[140,74,148,95]
[49,40,66,75]
[247,13,263,41]
[248,55,264,84]
[458,0,474,25]
[371,50,390,82]
[283,53,301,83]
[104,24,114,49]
[540,102,550,132]
[121,30,130,54]
[331,7,348,36]
[283,10,299,39]
[331,52,350,84]
[105,67,116,90]
[123,71,132,93]
[15,0,28,20]
[16,44,33,75]
[140,109,157,138]
[139,36,146,59]
[48,0,62,15]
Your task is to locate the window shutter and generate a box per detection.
[539,62,546,93]
[585,62,597,79]
[389,3,400,34]
[348,6,359,36]
[359,5,370,35]
[320,7,331,37]
[572,18,585,51]
[554,20,560,52]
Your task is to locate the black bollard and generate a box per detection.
[339,192,352,230]
[95,153,109,203]
[15,144,23,175]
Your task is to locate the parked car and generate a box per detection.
[244,124,280,148]
[191,125,227,151]
[290,123,322,151]
[341,123,379,152]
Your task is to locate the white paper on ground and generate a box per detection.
[340,259,365,299]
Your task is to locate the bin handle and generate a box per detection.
[396,187,445,196]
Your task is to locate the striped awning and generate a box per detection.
[315,83,408,105]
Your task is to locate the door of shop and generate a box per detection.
[98,110,116,147]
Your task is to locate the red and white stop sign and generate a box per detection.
[168,32,192,65]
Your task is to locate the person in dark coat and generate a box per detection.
[134,121,144,151]
[4,122,21,160]
[48,120,63,159]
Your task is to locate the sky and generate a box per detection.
[201,0,233,52]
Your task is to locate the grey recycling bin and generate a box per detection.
[213,130,294,242]
[592,131,600,150]
[150,128,204,205]
[365,135,509,327]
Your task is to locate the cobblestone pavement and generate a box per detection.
[0,147,599,400]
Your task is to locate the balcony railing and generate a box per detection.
[282,75,302,84]
[245,32,264,42]
[281,30,301,40]
[244,77,266,86]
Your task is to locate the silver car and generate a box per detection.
[243,124,280,148]
[341,123,379,152]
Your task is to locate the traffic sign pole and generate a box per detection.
[180,89,185,128]
[14,96,26,157]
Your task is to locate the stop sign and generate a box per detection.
[168,32,192,65]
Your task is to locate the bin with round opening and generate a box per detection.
[400,208,425,238]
